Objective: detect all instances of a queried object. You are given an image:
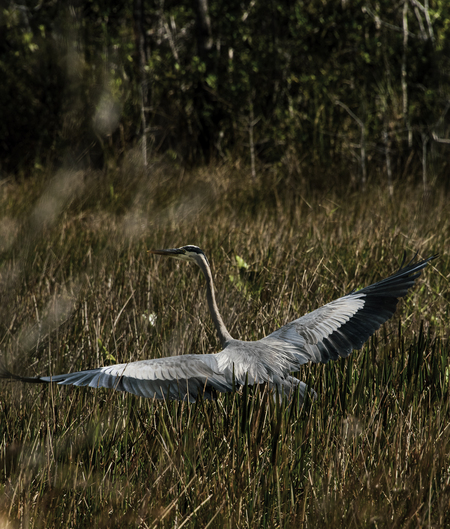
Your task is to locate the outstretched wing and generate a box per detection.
[0,354,232,402]
[261,254,436,365]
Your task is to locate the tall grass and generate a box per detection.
[0,163,449,527]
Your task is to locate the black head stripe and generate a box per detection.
[181,245,204,254]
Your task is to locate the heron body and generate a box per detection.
[0,246,436,403]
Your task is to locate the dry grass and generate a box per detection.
[0,161,449,528]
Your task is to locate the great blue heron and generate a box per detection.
[0,246,436,403]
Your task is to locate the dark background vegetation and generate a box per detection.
[1,0,450,527]
[1,0,450,186]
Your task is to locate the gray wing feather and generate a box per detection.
[29,355,232,402]
[262,255,435,365]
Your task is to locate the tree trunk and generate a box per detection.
[192,0,215,162]
[133,0,150,167]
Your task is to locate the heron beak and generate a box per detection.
[149,248,186,258]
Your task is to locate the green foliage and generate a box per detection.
[2,0,450,182]
[0,1,136,173]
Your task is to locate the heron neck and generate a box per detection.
[198,259,233,348]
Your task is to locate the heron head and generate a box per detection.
[150,245,209,266]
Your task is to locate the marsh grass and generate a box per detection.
[0,163,449,527]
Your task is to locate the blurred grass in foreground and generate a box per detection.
[0,162,449,527]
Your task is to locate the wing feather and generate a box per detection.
[262,255,436,364]
[0,354,232,402]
